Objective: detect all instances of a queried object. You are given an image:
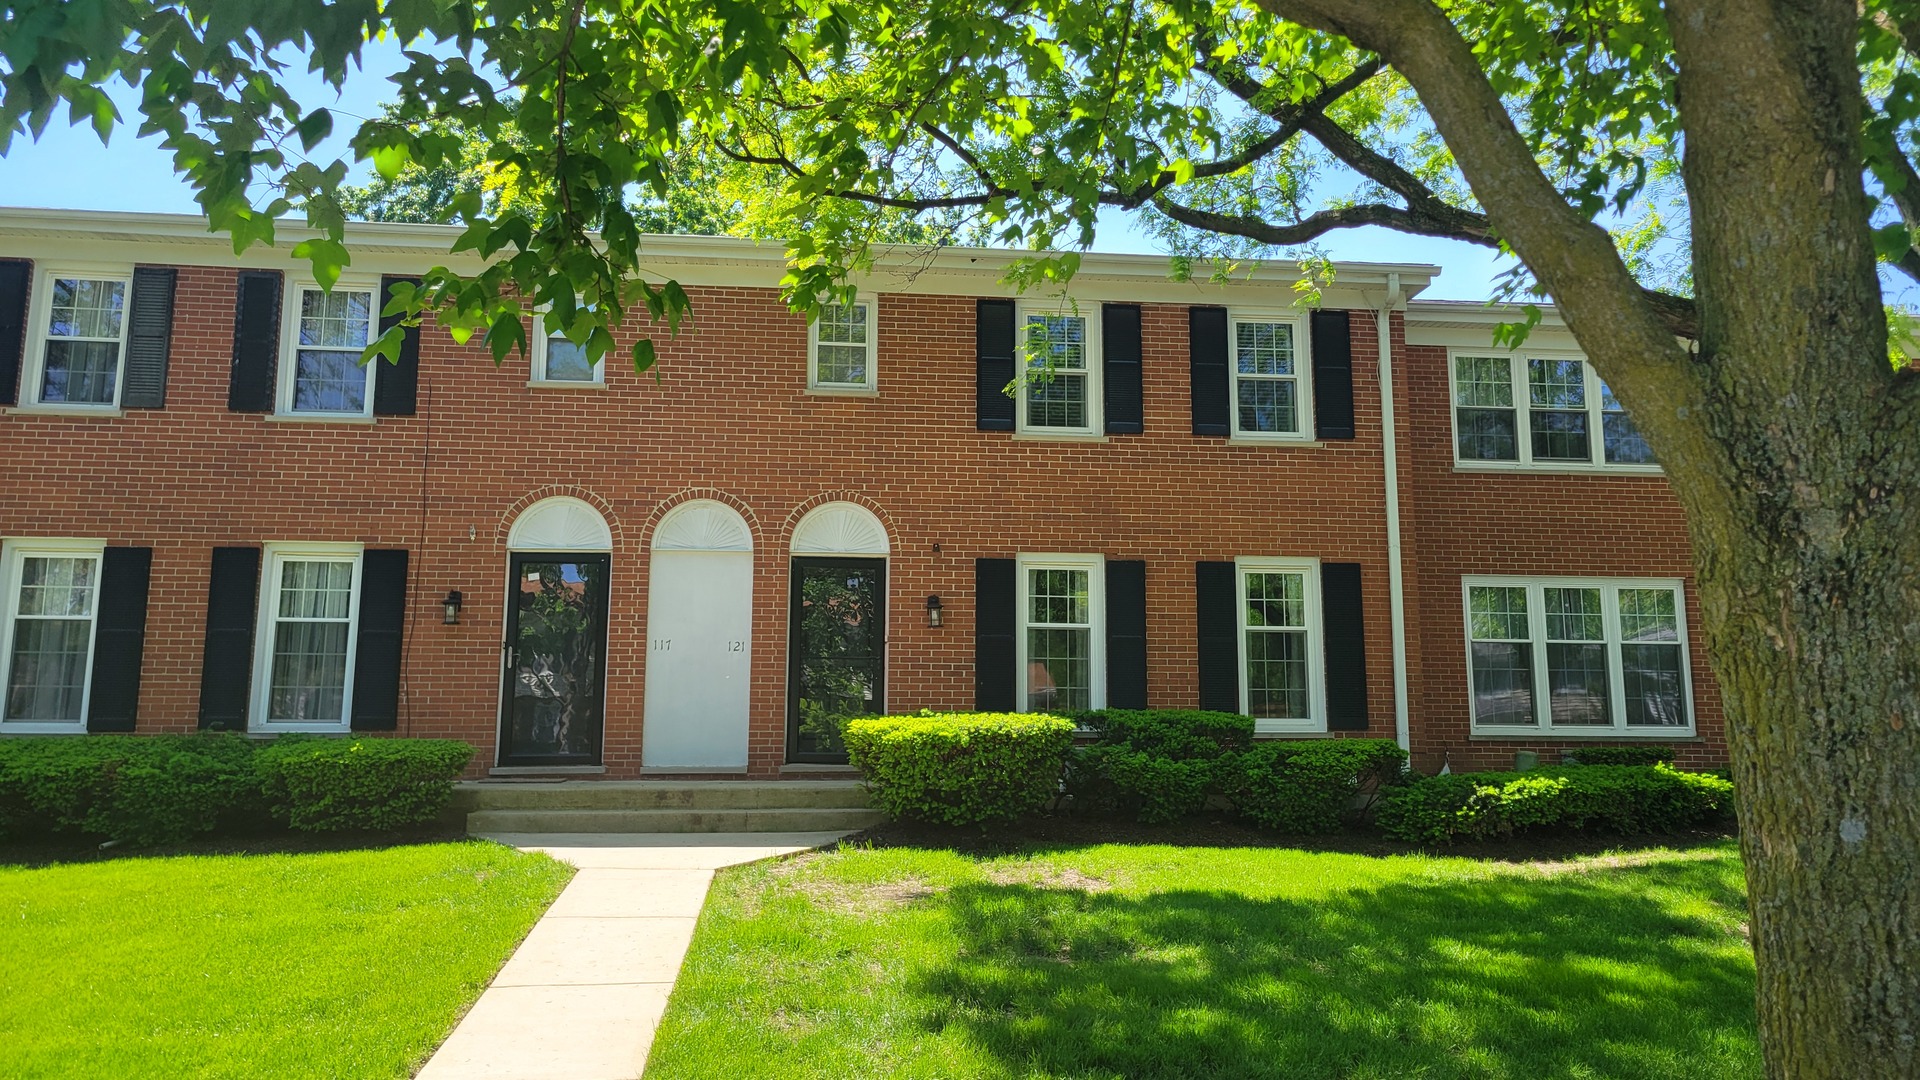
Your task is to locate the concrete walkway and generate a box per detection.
[418,832,851,1080]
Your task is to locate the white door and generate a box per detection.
[643,549,752,767]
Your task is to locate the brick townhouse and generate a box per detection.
[0,208,1724,778]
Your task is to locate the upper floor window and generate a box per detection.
[1018,306,1100,435]
[531,303,604,385]
[0,539,104,732]
[1231,314,1310,439]
[280,283,376,417]
[1450,352,1656,469]
[1017,553,1104,711]
[30,272,129,407]
[1464,576,1693,736]
[809,300,875,391]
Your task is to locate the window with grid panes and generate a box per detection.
[0,543,103,728]
[1019,561,1097,711]
[1465,577,1693,734]
[1242,568,1311,720]
[285,286,376,414]
[36,275,129,406]
[1021,312,1090,431]
[1451,352,1659,468]
[255,548,361,728]
[810,302,873,389]
[1232,317,1303,436]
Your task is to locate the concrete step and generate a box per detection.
[452,780,872,813]
[465,806,886,834]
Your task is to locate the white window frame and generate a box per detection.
[1462,575,1695,738]
[277,279,380,419]
[250,542,365,733]
[0,538,106,733]
[1235,556,1326,734]
[23,265,133,412]
[1014,302,1102,436]
[1228,311,1314,442]
[1015,553,1106,713]
[1446,349,1661,473]
[529,302,606,387]
[807,296,877,392]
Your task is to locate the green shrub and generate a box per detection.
[1225,738,1408,833]
[844,713,1075,826]
[1062,709,1254,823]
[0,734,262,845]
[254,738,474,832]
[1375,764,1736,844]
[1560,744,1677,766]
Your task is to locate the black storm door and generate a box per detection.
[500,554,610,766]
[787,557,886,763]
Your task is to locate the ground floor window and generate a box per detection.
[252,544,362,731]
[1237,557,1324,733]
[0,540,104,730]
[1017,553,1103,712]
[1464,576,1693,735]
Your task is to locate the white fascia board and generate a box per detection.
[0,206,1438,309]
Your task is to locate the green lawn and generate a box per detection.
[0,840,572,1079]
[647,839,1758,1080]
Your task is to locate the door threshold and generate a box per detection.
[779,763,859,773]
[489,765,609,777]
[637,765,750,775]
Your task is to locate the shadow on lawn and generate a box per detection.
[0,825,473,869]
[910,856,1758,1080]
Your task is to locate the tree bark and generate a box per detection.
[1255,1,1920,1075]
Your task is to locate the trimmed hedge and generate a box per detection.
[0,734,474,845]
[845,712,1075,826]
[1375,763,1735,844]
[1226,739,1408,833]
[1560,744,1677,766]
[1065,710,1254,824]
[255,738,474,832]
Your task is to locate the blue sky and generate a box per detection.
[0,38,1512,302]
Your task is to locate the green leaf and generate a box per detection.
[290,238,350,290]
[372,143,411,181]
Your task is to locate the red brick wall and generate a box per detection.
[1393,326,1728,772]
[1,267,1410,777]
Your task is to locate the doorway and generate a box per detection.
[642,500,754,768]
[499,554,610,766]
[787,557,886,763]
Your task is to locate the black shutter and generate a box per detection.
[122,267,177,409]
[1311,309,1355,439]
[228,270,282,412]
[1195,561,1239,711]
[1322,562,1370,730]
[351,549,409,731]
[373,276,420,416]
[198,547,261,731]
[1189,306,1229,436]
[974,557,1017,710]
[976,299,1016,431]
[1102,303,1143,434]
[86,547,153,732]
[1106,560,1147,708]
[0,259,29,406]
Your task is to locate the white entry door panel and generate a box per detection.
[643,550,752,767]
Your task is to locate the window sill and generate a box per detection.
[0,724,89,735]
[5,405,124,418]
[1228,436,1324,448]
[1012,430,1109,443]
[805,385,880,398]
[249,723,354,735]
[264,413,377,425]
[1468,730,1700,741]
[1252,729,1332,740]
[1453,461,1665,477]
[528,379,608,390]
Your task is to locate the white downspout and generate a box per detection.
[1377,273,1412,754]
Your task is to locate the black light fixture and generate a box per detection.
[925,594,943,628]
[442,590,465,625]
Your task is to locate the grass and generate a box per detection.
[0,839,572,1079]
[647,837,1758,1080]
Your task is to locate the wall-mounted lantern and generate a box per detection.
[926,594,943,628]
[442,590,465,625]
